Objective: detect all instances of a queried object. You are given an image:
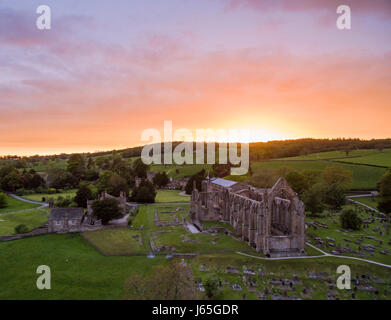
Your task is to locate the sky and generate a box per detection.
[0,0,390,156]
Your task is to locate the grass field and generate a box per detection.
[0,209,49,236]
[279,149,380,161]
[82,228,147,255]
[337,149,391,167]
[155,190,189,203]
[23,189,77,203]
[0,234,168,299]
[1,234,390,299]
[0,195,40,214]
[251,160,387,190]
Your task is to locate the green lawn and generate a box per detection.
[155,190,189,203]
[0,195,40,214]
[251,160,387,190]
[0,234,168,299]
[82,228,147,255]
[0,209,49,236]
[23,189,77,203]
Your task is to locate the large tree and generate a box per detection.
[131,179,156,203]
[378,169,391,214]
[92,198,122,225]
[74,183,94,208]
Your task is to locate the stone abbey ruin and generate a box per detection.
[190,177,306,257]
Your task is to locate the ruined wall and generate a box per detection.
[190,178,306,257]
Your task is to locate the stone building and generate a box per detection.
[190,177,306,257]
[48,207,84,233]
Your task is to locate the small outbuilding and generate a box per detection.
[48,208,84,233]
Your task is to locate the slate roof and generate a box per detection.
[210,177,238,188]
[49,208,84,220]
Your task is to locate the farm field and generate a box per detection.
[251,160,387,190]
[337,149,391,167]
[23,189,77,203]
[279,149,380,161]
[155,189,189,203]
[0,209,49,236]
[0,194,40,214]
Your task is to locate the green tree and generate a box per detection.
[321,167,353,190]
[302,184,324,216]
[204,276,219,299]
[185,169,206,194]
[285,171,307,196]
[340,207,362,230]
[378,169,391,214]
[132,158,149,178]
[131,179,156,203]
[74,183,94,208]
[67,154,86,180]
[92,198,122,225]
[153,171,169,188]
[0,192,8,208]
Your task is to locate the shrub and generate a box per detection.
[0,192,8,208]
[55,196,75,208]
[204,276,219,298]
[15,224,29,234]
[340,207,362,230]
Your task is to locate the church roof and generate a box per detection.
[210,177,238,188]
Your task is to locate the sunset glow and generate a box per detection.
[0,0,390,156]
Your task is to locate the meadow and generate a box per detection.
[250,160,387,190]
[0,209,49,236]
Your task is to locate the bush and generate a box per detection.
[204,276,219,298]
[15,224,29,234]
[0,192,8,208]
[340,207,362,230]
[55,196,75,208]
